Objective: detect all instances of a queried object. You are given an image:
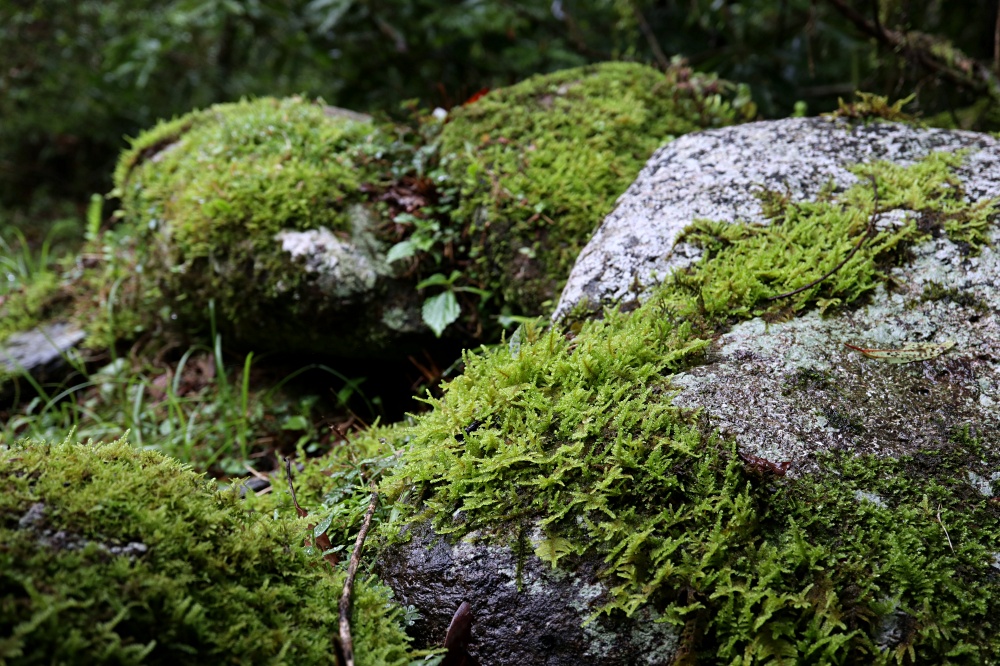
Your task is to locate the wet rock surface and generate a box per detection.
[378,523,680,665]
[555,117,1000,319]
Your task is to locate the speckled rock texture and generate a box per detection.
[377,524,680,665]
[555,117,1000,318]
[556,116,1000,470]
[672,226,1000,469]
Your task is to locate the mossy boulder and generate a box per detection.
[111,62,750,357]
[439,59,753,314]
[112,97,426,357]
[0,437,411,665]
[360,119,1000,663]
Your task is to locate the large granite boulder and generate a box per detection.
[554,117,999,319]
[371,117,1000,664]
[554,116,1000,466]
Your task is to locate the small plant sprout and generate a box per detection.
[415,270,491,337]
[843,340,956,363]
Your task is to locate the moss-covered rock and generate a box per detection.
[352,121,1000,663]
[111,96,428,356]
[109,62,750,357]
[439,60,753,314]
[0,437,411,665]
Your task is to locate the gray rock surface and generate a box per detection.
[671,226,1000,470]
[554,117,1000,319]
[554,116,1000,469]
[378,523,680,665]
[0,321,85,390]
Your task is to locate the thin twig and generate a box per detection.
[936,503,955,553]
[766,174,880,302]
[340,487,379,666]
[285,457,307,518]
[825,0,1000,103]
[629,0,670,70]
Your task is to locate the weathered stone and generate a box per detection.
[378,524,680,665]
[555,117,1000,319]
[0,321,85,391]
[670,227,1000,469]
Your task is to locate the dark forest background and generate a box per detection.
[3,0,1000,216]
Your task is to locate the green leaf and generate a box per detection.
[313,514,333,538]
[416,272,455,290]
[416,271,465,291]
[281,415,309,430]
[422,291,460,337]
[386,240,417,264]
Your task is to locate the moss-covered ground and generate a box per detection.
[352,149,1000,662]
[0,437,411,665]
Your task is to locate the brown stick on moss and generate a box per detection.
[340,487,379,666]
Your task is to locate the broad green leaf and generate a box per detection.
[422,291,460,337]
[313,514,333,538]
[385,239,417,263]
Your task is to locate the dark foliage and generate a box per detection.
[2,0,999,210]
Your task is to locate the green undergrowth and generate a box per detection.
[0,437,411,665]
[0,216,84,346]
[439,60,755,313]
[371,150,1000,661]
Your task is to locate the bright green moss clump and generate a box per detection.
[112,97,379,336]
[0,437,410,665]
[674,150,995,323]
[380,151,1000,661]
[439,60,754,313]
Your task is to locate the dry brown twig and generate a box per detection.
[284,458,340,567]
[340,486,380,666]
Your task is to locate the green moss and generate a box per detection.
[112,96,378,334]
[377,150,999,661]
[921,281,991,312]
[439,60,754,313]
[0,437,411,665]
[674,151,995,323]
[828,92,918,123]
[0,272,64,344]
